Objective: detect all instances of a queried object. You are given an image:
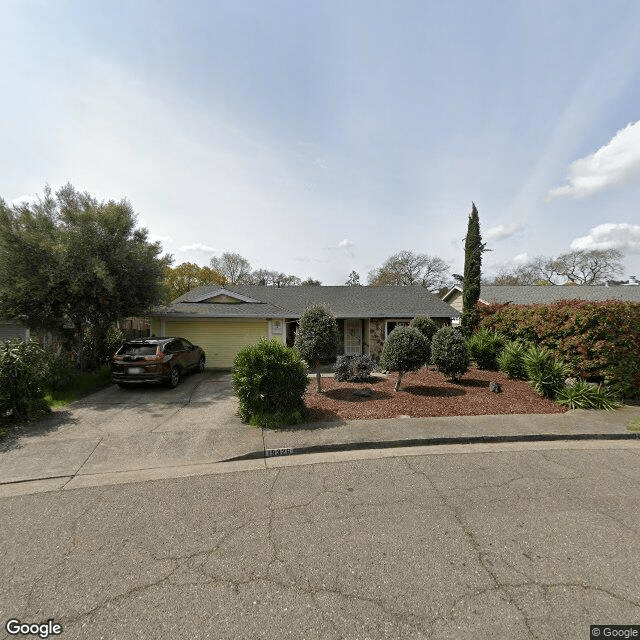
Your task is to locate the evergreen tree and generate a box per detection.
[461,203,486,337]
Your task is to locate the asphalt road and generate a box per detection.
[2,444,639,639]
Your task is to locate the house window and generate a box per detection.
[385,321,410,339]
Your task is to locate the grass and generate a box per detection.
[627,417,640,432]
[43,365,112,409]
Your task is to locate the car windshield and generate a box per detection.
[116,344,158,357]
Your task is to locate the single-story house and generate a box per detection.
[149,285,461,368]
[442,284,640,310]
[0,319,30,342]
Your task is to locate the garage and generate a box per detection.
[162,318,269,369]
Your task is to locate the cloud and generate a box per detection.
[547,119,640,199]
[570,223,640,254]
[179,243,217,253]
[512,252,531,265]
[338,239,354,248]
[9,194,36,206]
[485,223,524,241]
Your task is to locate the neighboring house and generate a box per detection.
[442,284,640,309]
[149,285,461,368]
[0,320,29,342]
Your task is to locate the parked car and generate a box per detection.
[111,337,205,388]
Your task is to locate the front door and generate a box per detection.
[344,319,362,355]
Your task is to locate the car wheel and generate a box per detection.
[198,356,205,373]
[167,366,180,388]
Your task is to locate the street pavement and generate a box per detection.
[1,372,639,497]
[2,443,640,639]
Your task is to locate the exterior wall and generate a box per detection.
[445,291,463,313]
[363,319,370,354]
[163,318,269,368]
[369,319,386,359]
[0,321,29,342]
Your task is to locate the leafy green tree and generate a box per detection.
[431,327,470,382]
[345,270,361,286]
[461,203,487,337]
[164,262,226,302]
[294,304,339,393]
[301,278,322,286]
[379,326,430,391]
[0,184,172,370]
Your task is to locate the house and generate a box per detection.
[149,285,461,368]
[0,319,30,342]
[442,284,640,310]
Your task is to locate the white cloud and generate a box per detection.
[179,243,217,253]
[485,223,524,241]
[547,119,640,199]
[513,252,531,265]
[338,239,355,248]
[9,194,36,206]
[570,223,640,254]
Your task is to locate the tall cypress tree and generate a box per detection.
[461,202,485,337]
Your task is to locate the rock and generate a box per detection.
[565,377,578,387]
[489,381,502,394]
[352,387,374,397]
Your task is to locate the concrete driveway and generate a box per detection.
[0,371,263,489]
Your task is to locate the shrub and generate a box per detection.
[522,345,566,399]
[497,340,527,379]
[82,324,124,369]
[233,339,309,428]
[294,304,339,393]
[0,339,51,422]
[555,381,621,410]
[334,354,378,382]
[43,349,78,391]
[409,316,439,343]
[479,300,640,397]
[467,328,506,370]
[431,327,470,382]
[379,326,430,391]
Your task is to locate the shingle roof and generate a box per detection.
[479,285,640,305]
[152,285,461,319]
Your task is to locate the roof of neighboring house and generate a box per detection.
[443,284,640,305]
[151,285,461,319]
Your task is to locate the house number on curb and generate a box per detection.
[265,448,293,457]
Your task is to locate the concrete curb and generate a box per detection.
[223,430,640,462]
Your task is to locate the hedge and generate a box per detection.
[478,300,640,398]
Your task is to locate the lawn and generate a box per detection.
[304,367,568,422]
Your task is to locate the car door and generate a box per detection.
[178,338,198,369]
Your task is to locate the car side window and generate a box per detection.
[180,339,194,350]
[164,341,177,354]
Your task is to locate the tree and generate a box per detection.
[345,270,361,286]
[250,268,303,287]
[0,184,172,369]
[367,250,450,292]
[431,327,470,382]
[554,249,624,285]
[210,252,252,284]
[294,304,339,393]
[379,326,430,391]
[164,262,226,302]
[301,277,322,286]
[461,203,487,337]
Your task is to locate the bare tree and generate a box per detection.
[250,268,302,287]
[368,250,450,292]
[345,270,361,286]
[210,253,252,284]
[554,249,624,285]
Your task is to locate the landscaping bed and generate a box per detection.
[304,367,568,422]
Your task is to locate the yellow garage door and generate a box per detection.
[164,320,268,368]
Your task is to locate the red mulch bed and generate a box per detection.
[304,367,568,422]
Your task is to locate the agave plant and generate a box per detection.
[497,340,527,379]
[522,345,567,399]
[555,381,621,410]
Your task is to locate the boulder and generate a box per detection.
[352,387,374,397]
[489,381,502,394]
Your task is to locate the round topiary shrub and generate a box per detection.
[379,326,430,391]
[232,339,309,428]
[334,354,378,382]
[410,316,439,343]
[467,328,506,370]
[431,327,470,382]
[497,340,527,379]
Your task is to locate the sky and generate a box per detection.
[1,0,640,285]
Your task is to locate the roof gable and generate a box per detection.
[180,288,261,304]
